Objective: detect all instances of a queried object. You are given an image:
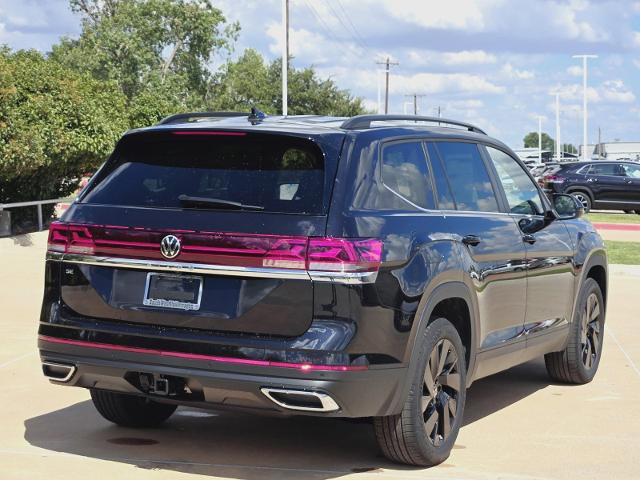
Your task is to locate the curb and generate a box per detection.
[592,222,640,232]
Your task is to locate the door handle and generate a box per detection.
[522,234,537,245]
[462,235,481,246]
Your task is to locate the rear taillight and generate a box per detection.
[47,222,383,273]
[307,238,382,272]
[544,174,564,183]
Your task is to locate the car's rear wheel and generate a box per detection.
[90,389,177,427]
[544,278,605,384]
[571,191,592,213]
[374,317,466,466]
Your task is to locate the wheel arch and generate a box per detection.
[389,281,479,415]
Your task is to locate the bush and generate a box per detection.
[0,49,127,207]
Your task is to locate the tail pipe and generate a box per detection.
[42,361,76,382]
[260,387,340,412]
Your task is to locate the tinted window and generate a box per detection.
[435,142,499,212]
[426,143,456,210]
[486,147,543,215]
[82,134,326,214]
[381,141,434,209]
[588,163,620,176]
[622,164,640,178]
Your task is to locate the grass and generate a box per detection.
[587,211,640,224]
[604,241,640,265]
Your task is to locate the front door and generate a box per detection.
[482,146,575,339]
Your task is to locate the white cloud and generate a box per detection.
[501,63,534,80]
[601,80,636,103]
[382,0,492,32]
[389,72,505,95]
[567,65,583,77]
[441,50,497,66]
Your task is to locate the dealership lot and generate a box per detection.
[1,232,639,480]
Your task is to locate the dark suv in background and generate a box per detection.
[542,160,640,213]
[39,112,607,466]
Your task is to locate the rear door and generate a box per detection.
[585,162,628,203]
[57,130,343,337]
[426,141,528,354]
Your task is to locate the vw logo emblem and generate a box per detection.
[160,235,181,259]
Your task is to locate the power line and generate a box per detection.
[335,0,370,50]
[404,94,426,115]
[329,0,370,52]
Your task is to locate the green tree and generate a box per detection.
[211,49,365,116]
[0,49,127,205]
[523,131,555,151]
[51,0,239,104]
[562,143,577,154]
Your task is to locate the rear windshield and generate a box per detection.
[81,132,326,214]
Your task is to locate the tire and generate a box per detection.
[624,210,634,214]
[374,317,466,467]
[90,389,177,428]
[544,278,605,384]
[570,191,592,213]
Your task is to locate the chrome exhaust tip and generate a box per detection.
[260,387,340,412]
[42,361,76,382]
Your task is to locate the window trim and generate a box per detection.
[378,138,437,212]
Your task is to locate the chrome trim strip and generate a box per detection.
[60,254,311,280]
[260,387,340,412]
[42,361,76,383]
[308,270,378,284]
[51,254,378,284]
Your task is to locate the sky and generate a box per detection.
[1,0,640,149]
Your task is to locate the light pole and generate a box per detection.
[537,116,543,163]
[572,54,598,160]
[281,0,289,116]
[551,92,561,161]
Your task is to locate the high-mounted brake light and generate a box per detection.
[48,223,383,274]
[172,131,247,136]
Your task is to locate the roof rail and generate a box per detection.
[157,111,246,125]
[340,114,487,135]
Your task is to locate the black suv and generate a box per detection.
[39,113,608,466]
[541,160,640,213]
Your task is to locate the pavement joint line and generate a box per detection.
[0,351,35,369]
[606,327,640,379]
[0,448,436,478]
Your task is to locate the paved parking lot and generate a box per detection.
[1,232,639,480]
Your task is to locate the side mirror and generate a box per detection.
[553,193,584,219]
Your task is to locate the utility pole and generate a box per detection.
[376,57,399,114]
[572,54,598,160]
[281,0,289,116]
[537,116,543,163]
[404,94,426,115]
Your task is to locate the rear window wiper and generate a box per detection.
[178,195,264,211]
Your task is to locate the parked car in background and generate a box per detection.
[39,112,607,467]
[541,160,640,213]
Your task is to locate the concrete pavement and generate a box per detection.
[1,232,639,480]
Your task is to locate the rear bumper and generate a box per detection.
[38,336,408,418]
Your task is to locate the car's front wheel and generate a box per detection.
[374,317,466,466]
[544,278,605,384]
[90,389,177,427]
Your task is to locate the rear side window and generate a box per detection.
[380,141,434,209]
[587,163,619,176]
[434,142,500,213]
[82,133,326,214]
[425,143,456,210]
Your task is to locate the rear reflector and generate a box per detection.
[47,222,382,273]
[38,335,368,372]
